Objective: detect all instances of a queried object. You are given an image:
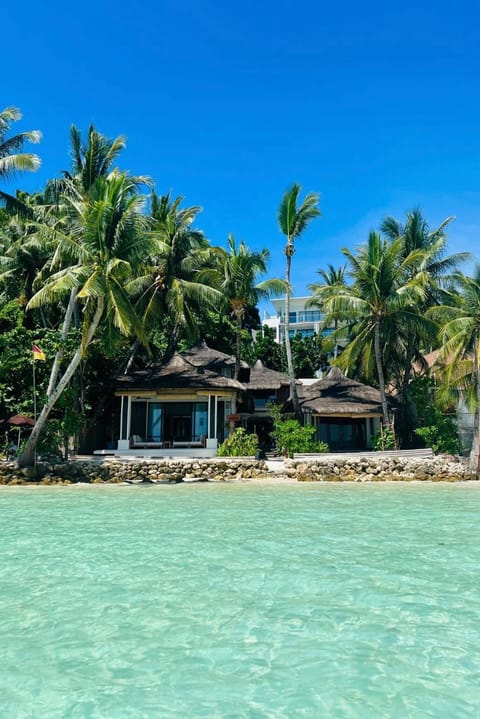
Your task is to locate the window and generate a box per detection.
[288,328,315,338]
[130,400,208,442]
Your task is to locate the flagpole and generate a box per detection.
[31,345,46,471]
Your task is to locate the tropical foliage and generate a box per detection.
[0,109,478,470]
[428,270,480,469]
[0,107,41,187]
[217,427,259,456]
[269,403,328,458]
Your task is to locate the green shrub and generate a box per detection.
[372,424,396,451]
[270,418,328,458]
[217,428,259,457]
[415,420,462,455]
[410,376,462,454]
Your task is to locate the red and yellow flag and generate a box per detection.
[32,344,46,361]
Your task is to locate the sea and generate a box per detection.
[1,482,479,718]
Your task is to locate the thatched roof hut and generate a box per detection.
[297,366,385,417]
[182,340,249,370]
[247,360,290,391]
[116,353,245,392]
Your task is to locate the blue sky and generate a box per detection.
[5,0,480,314]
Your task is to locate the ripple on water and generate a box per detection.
[0,483,479,718]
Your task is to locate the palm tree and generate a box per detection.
[17,172,153,467]
[323,232,430,427]
[206,235,286,378]
[429,269,480,472]
[130,191,220,359]
[66,124,127,194]
[307,264,347,360]
[199,234,286,432]
[278,183,321,421]
[0,107,41,183]
[0,191,55,312]
[380,209,467,445]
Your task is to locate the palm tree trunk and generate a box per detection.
[18,297,105,468]
[397,335,415,448]
[284,245,302,422]
[124,339,140,373]
[374,320,390,426]
[229,311,242,436]
[47,288,78,397]
[470,340,480,474]
[333,318,339,361]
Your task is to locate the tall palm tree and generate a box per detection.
[199,234,285,432]
[0,107,41,182]
[278,183,321,421]
[130,191,220,359]
[307,264,347,360]
[381,209,467,444]
[429,269,480,472]
[0,107,41,209]
[324,232,430,426]
[0,191,55,311]
[66,124,127,194]
[205,235,286,378]
[17,172,153,467]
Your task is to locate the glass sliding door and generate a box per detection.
[193,402,208,442]
[147,403,163,442]
[130,401,147,440]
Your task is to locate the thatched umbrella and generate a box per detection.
[0,415,35,449]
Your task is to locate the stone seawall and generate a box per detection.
[0,454,476,485]
[287,455,476,482]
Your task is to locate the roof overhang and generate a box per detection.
[311,412,383,418]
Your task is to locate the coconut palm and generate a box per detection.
[66,124,127,194]
[381,209,462,285]
[130,191,220,359]
[0,107,41,183]
[198,234,285,432]
[204,234,286,378]
[278,183,321,421]
[429,269,480,472]
[324,231,431,427]
[0,191,55,312]
[307,264,347,360]
[380,209,467,444]
[17,172,153,467]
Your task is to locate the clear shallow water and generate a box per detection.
[1,483,479,719]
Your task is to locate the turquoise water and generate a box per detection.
[1,483,479,719]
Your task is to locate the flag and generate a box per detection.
[32,344,46,361]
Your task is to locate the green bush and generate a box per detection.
[270,418,328,458]
[409,376,462,454]
[415,420,462,455]
[217,428,259,457]
[372,424,396,451]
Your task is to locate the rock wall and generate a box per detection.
[288,455,475,482]
[0,458,271,485]
[0,455,476,485]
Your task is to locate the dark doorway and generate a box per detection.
[317,417,366,451]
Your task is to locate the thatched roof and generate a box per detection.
[182,340,248,370]
[116,352,245,393]
[297,366,386,416]
[247,360,290,390]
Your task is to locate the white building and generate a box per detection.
[263,296,328,343]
